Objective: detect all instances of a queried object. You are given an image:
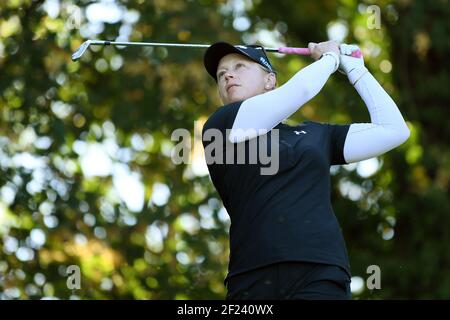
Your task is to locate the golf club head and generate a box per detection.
[72,40,91,61]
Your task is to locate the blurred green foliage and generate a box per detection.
[0,0,449,299]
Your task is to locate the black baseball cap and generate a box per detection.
[204,42,276,82]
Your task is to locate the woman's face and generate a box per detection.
[216,53,276,105]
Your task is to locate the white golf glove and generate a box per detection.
[338,44,368,85]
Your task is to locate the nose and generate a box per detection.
[224,72,234,81]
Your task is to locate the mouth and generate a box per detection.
[226,84,240,92]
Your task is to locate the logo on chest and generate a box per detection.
[294,130,307,135]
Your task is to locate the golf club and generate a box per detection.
[71,40,362,61]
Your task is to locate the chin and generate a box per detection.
[227,93,249,104]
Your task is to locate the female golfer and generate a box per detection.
[201,40,410,299]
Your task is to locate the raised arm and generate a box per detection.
[338,44,410,163]
[229,41,340,143]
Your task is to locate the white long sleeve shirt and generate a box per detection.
[228,55,410,163]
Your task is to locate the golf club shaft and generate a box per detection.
[84,40,310,53]
[72,40,362,61]
[89,40,212,49]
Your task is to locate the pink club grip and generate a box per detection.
[348,50,362,58]
[278,47,362,58]
[277,47,311,55]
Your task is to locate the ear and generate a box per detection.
[264,72,277,90]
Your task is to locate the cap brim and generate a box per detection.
[203,42,253,82]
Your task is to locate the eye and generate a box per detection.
[235,63,244,69]
[217,71,225,79]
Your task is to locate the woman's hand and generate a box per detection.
[338,44,368,85]
[308,40,340,61]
